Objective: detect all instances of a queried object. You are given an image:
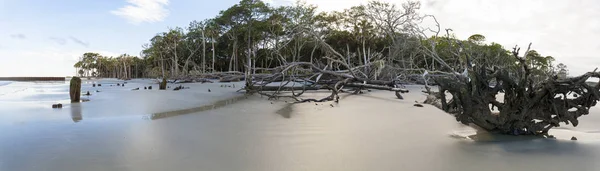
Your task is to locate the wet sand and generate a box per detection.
[2,81,600,171]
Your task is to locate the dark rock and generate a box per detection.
[97,84,101,87]
[330,104,334,107]
[144,87,147,90]
[173,85,185,91]
[208,89,211,92]
[572,136,578,140]
[132,88,140,91]
[85,91,91,96]
[96,90,100,92]
[70,77,81,103]
[93,84,96,87]
[117,83,120,86]
[148,86,152,90]
[52,103,63,109]
[414,104,424,107]
[122,83,125,87]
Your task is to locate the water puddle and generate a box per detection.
[276,103,294,118]
[148,94,251,120]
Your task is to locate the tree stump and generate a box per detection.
[70,77,81,103]
[159,78,167,90]
[424,46,600,135]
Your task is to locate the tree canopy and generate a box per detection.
[74,0,563,82]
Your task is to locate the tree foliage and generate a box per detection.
[75,0,561,82]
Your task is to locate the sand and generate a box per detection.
[2,80,600,171]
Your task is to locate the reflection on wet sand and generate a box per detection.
[149,95,250,120]
[70,103,82,122]
[276,103,293,118]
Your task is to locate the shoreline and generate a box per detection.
[0,77,66,81]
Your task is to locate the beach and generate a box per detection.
[1,79,600,171]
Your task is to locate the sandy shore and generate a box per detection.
[2,80,600,171]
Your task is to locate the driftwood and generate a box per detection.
[424,44,600,135]
[244,62,409,103]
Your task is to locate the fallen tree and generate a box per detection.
[424,43,600,135]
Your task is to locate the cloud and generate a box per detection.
[418,0,600,76]
[10,34,26,39]
[263,0,293,6]
[49,37,67,45]
[111,0,170,24]
[69,36,90,47]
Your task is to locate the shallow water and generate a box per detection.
[1,82,600,171]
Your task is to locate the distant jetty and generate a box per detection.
[0,77,66,81]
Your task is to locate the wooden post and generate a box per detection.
[70,77,81,102]
[159,78,167,90]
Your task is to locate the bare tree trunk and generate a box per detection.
[310,43,317,64]
[202,29,207,73]
[346,44,350,67]
[363,39,368,75]
[229,40,236,71]
[212,38,216,73]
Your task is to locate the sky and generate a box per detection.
[0,0,598,77]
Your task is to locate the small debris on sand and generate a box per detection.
[414,104,424,107]
[51,103,63,109]
[132,88,140,91]
[208,89,211,92]
[572,136,578,140]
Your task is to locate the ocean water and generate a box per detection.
[1,81,600,171]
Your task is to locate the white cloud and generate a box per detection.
[111,0,170,24]
[291,0,600,76]
[49,37,67,45]
[10,34,26,39]
[69,36,90,47]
